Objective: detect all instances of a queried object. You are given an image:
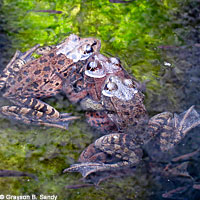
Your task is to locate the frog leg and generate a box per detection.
[155,106,200,152]
[0,44,40,90]
[64,133,143,177]
[0,96,79,129]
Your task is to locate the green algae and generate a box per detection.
[0,0,194,199]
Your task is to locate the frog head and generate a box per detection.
[102,75,138,100]
[101,75,147,130]
[84,53,122,78]
[56,34,101,62]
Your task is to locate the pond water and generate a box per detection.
[0,0,200,199]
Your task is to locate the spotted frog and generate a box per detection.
[59,53,147,133]
[0,34,101,129]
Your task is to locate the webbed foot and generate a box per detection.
[151,106,200,152]
[64,162,109,178]
[174,105,200,135]
[65,133,143,178]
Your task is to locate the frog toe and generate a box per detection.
[63,162,107,178]
[41,116,79,129]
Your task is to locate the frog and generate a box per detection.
[59,52,147,133]
[65,98,200,181]
[0,34,101,129]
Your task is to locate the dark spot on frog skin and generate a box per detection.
[34,70,41,75]
[23,71,28,76]
[17,76,22,82]
[48,53,54,57]
[39,59,48,63]
[10,80,16,85]
[44,74,48,78]
[1,74,7,78]
[30,99,37,108]
[40,105,48,112]
[27,88,33,92]
[43,66,51,71]
[8,77,13,82]
[58,60,65,65]
[132,122,137,126]
[124,112,129,115]
[55,82,59,86]
[26,78,31,83]
[32,82,39,89]
[49,109,56,116]
[7,68,13,73]
[18,87,23,91]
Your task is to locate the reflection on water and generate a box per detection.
[0,0,200,199]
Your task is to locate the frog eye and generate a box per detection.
[87,61,97,71]
[104,82,118,91]
[84,44,93,54]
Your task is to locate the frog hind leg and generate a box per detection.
[0,96,79,129]
[64,133,143,177]
[159,106,200,152]
[0,44,40,90]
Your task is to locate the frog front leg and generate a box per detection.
[64,133,143,177]
[0,44,40,90]
[0,96,79,129]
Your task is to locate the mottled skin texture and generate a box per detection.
[0,34,101,129]
[61,53,147,133]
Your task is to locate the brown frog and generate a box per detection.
[65,101,200,180]
[0,34,101,129]
[60,53,147,133]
